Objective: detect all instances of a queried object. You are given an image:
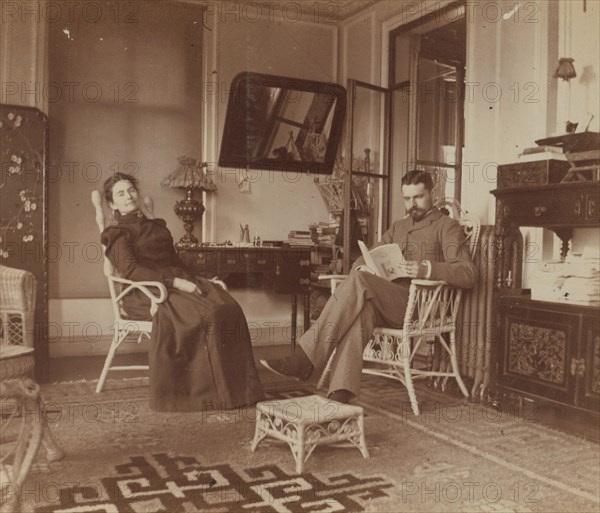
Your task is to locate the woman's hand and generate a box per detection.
[173,277,201,295]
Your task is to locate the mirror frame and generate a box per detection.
[219,72,346,174]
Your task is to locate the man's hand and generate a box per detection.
[399,261,420,278]
[355,265,376,275]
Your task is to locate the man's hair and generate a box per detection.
[401,170,434,191]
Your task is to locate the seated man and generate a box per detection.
[261,170,477,403]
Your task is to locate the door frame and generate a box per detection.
[382,1,466,204]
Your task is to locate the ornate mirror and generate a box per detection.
[219,72,346,174]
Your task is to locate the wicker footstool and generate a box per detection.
[250,394,369,473]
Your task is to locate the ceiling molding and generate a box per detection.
[180,0,382,24]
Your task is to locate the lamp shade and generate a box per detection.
[554,57,577,81]
[161,156,217,191]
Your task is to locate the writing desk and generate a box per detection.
[176,244,312,346]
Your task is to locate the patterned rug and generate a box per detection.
[6,377,600,512]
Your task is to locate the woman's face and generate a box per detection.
[110,180,140,215]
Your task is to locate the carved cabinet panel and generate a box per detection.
[500,298,577,405]
[499,297,599,414]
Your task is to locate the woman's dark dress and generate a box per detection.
[101,211,265,412]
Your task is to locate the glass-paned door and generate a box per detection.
[389,81,412,225]
[415,56,464,203]
[389,5,466,209]
[342,80,390,272]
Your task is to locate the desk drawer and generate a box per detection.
[219,249,275,274]
[274,249,311,293]
[176,246,310,293]
[504,189,587,226]
[179,250,218,275]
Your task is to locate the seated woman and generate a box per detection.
[100,173,265,412]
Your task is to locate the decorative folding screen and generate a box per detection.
[0,104,48,382]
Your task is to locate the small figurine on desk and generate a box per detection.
[239,223,250,243]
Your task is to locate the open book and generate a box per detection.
[358,241,408,280]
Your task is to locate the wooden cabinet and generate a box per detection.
[498,297,598,413]
[491,178,600,416]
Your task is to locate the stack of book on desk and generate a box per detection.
[311,262,334,282]
[518,145,567,162]
[309,221,339,246]
[286,230,314,247]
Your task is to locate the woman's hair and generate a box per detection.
[401,170,434,191]
[103,172,139,203]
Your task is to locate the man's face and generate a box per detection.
[402,183,434,221]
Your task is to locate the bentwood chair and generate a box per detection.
[91,192,167,393]
[0,266,64,513]
[318,199,481,415]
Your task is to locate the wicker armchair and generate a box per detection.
[0,266,63,513]
[318,199,481,415]
[91,192,168,393]
[0,266,36,348]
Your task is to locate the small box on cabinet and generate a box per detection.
[497,160,570,189]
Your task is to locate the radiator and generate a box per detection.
[431,225,503,401]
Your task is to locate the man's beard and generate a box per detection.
[409,208,427,221]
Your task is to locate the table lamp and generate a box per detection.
[553,57,578,134]
[161,156,217,244]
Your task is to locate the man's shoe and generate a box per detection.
[260,355,313,382]
[327,389,352,404]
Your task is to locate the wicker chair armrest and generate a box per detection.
[317,274,348,281]
[318,274,348,282]
[209,277,228,291]
[410,279,447,287]
[318,274,347,293]
[110,277,168,304]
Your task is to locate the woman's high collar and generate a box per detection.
[116,209,146,224]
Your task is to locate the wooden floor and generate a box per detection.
[46,345,600,443]
[47,344,295,387]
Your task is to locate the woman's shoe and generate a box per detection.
[260,348,313,381]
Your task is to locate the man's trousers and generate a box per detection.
[299,271,410,396]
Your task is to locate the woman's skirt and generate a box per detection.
[147,280,265,412]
